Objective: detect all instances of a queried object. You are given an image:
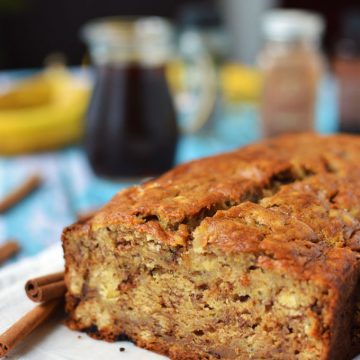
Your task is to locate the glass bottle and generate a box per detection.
[259,10,325,138]
[81,17,179,178]
[333,9,360,133]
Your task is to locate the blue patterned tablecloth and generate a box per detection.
[0,72,338,260]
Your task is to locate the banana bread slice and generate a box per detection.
[62,133,360,359]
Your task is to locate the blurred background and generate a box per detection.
[0,0,357,68]
[0,0,360,258]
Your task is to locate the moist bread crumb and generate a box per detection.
[63,133,360,359]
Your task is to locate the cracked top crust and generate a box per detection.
[85,133,360,249]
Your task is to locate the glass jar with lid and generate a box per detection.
[334,9,360,133]
[259,10,325,138]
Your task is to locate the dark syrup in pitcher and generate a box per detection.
[85,64,178,178]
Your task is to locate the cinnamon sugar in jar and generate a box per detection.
[259,10,325,138]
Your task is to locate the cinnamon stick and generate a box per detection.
[25,272,65,303]
[0,299,61,357]
[0,175,42,213]
[0,240,20,265]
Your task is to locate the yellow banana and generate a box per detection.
[0,67,90,155]
[0,73,52,109]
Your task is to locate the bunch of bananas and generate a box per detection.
[0,66,90,155]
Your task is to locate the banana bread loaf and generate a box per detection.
[62,133,360,359]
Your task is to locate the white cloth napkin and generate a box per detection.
[0,245,358,360]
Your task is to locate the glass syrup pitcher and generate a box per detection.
[81,16,215,178]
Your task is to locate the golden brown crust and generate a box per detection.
[63,133,360,359]
[87,133,360,245]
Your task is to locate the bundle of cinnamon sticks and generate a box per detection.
[25,271,66,303]
[0,271,65,357]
